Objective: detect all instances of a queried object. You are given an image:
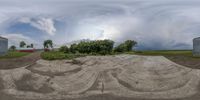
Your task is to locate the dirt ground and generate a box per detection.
[0,52,41,69]
[0,54,200,100]
[165,55,200,69]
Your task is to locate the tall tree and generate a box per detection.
[20,41,26,48]
[124,40,137,51]
[30,44,34,48]
[43,40,53,49]
[114,40,137,52]
[9,45,16,51]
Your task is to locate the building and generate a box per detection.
[0,36,8,56]
[193,37,200,56]
[17,48,35,53]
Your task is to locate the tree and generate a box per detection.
[43,40,53,49]
[124,40,137,51]
[71,39,114,55]
[20,41,26,48]
[27,45,31,48]
[114,40,137,52]
[9,45,16,51]
[59,45,69,53]
[70,43,78,53]
[30,44,34,48]
[114,44,126,52]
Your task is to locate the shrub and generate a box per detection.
[41,51,86,60]
[73,39,114,55]
[70,43,78,53]
[59,46,69,53]
[41,51,66,60]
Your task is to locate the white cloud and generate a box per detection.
[19,17,56,36]
[1,0,200,49]
[0,33,37,48]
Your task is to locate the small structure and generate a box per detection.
[0,36,8,56]
[193,37,200,56]
[17,48,35,53]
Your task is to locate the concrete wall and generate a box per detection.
[193,37,200,56]
[0,38,8,56]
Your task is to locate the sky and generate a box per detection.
[0,0,200,50]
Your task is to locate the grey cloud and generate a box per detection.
[0,0,200,49]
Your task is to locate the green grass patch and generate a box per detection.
[126,50,200,59]
[126,50,193,56]
[0,51,30,59]
[41,51,86,60]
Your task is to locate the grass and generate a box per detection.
[126,50,200,60]
[41,51,87,60]
[126,50,193,56]
[41,50,200,60]
[0,51,30,59]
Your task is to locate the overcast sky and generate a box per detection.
[0,0,200,50]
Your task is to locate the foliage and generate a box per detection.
[114,40,137,52]
[128,50,192,56]
[69,39,114,55]
[70,43,78,53]
[114,44,126,52]
[9,45,16,51]
[26,43,34,48]
[30,44,34,48]
[27,45,31,48]
[124,40,137,51]
[41,51,86,60]
[0,51,30,59]
[20,41,26,48]
[59,46,69,53]
[43,40,53,49]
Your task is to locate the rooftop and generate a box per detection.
[0,36,8,40]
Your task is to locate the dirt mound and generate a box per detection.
[0,55,200,100]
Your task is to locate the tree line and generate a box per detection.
[9,39,137,54]
[59,39,137,55]
[9,41,34,51]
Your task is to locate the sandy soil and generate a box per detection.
[0,55,200,100]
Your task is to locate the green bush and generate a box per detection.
[70,39,114,55]
[41,51,66,60]
[41,51,86,60]
[70,43,78,53]
[59,46,69,53]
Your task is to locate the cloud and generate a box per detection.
[19,17,56,36]
[0,33,38,48]
[0,0,200,50]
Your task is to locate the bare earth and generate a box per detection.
[1,54,200,100]
[0,52,41,69]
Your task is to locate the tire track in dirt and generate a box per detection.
[0,55,200,100]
